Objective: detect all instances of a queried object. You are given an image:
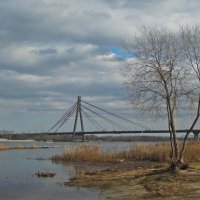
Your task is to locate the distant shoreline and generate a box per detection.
[0,133,172,142]
[0,139,35,142]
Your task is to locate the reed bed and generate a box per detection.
[0,144,8,150]
[52,141,200,163]
[0,144,42,150]
[127,143,171,162]
[52,144,123,163]
[182,141,200,162]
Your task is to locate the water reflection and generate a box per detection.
[0,141,100,200]
[0,140,146,200]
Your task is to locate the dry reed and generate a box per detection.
[127,143,170,161]
[0,144,8,150]
[52,141,200,163]
[52,144,122,163]
[182,141,200,162]
[0,144,41,150]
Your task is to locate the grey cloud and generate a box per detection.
[0,1,128,46]
[31,48,57,55]
[0,0,199,131]
[102,0,160,9]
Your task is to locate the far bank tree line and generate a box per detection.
[123,25,200,166]
[0,133,170,142]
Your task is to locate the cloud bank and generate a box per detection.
[0,0,199,131]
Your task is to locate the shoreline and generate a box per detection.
[0,139,36,142]
[64,161,200,200]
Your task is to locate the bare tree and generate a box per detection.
[178,25,200,162]
[123,26,194,167]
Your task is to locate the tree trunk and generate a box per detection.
[178,95,200,163]
[167,104,174,159]
[167,98,179,161]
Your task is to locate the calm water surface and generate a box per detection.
[0,141,135,200]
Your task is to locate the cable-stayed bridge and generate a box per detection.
[47,96,200,141]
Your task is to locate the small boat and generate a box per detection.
[46,140,54,144]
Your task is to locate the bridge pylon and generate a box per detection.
[73,96,85,142]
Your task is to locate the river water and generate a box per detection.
[0,140,134,200]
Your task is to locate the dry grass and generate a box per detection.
[0,144,8,150]
[182,141,200,162]
[61,143,200,200]
[65,164,200,200]
[52,144,122,163]
[0,143,42,151]
[129,141,200,162]
[127,143,170,162]
[52,141,200,163]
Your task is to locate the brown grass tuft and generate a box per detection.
[0,144,42,150]
[128,142,171,161]
[182,141,200,162]
[52,144,122,163]
[0,144,8,150]
[52,141,200,163]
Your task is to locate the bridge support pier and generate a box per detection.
[73,96,85,142]
[193,132,199,141]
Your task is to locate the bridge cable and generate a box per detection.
[48,103,77,133]
[81,105,129,131]
[82,110,104,130]
[54,104,77,132]
[81,109,104,131]
[48,102,77,133]
[82,100,149,130]
[53,105,77,133]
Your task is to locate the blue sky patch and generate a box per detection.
[110,47,132,58]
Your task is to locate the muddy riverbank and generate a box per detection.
[64,161,200,200]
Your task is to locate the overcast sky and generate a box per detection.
[0,0,200,132]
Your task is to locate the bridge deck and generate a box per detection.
[48,129,200,135]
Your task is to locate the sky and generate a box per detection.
[0,0,200,133]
